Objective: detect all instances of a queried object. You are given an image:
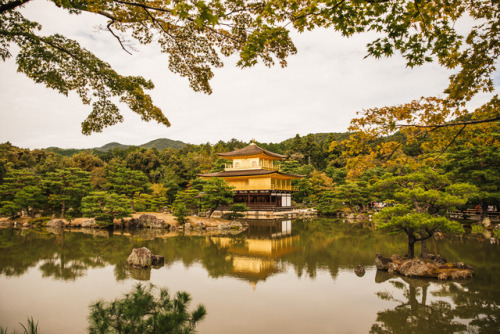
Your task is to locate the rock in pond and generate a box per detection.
[375,253,393,270]
[354,265,365,277]
[46,219,66,228]
[375,254,473,280]
[127,247,164,268]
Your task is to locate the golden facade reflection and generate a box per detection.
[209,220,300,287]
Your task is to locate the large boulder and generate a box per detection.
[398,258,437,277]
[218,223,230,230]
[138,214,167,229]
[482,217,492,229]
[127,247,164,268]
[80,218,97,228]
[46,219,66,228]
[127,248,153,268]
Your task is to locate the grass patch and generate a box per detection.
[27,216,51,226]
[471,224,484,234]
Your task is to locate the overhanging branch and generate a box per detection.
[396,116,500,129]
[0,0,32,14]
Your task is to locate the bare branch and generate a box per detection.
[396,116,500,129]
[106,21,132,55]
[0,0,32,14]
[436,124,467,158]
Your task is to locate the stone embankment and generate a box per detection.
[375,254,473,280]
[0,213,245,231]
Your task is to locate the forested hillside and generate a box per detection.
[0,127,498,221]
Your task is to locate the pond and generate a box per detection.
[0,219,499,333]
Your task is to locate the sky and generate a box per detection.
[0,0,497,150]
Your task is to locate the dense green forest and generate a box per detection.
[0,127,498,223]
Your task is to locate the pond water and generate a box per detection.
[0,219,499,333]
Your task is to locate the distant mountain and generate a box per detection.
[44,133,350,157]
[140,138,186,150]
[45,138,187,156]
[95,142,130,152]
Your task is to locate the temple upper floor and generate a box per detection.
[224,157,279,171]
[217,143,286,172]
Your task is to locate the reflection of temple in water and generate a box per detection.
[210,220,300,288]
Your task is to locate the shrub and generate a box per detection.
[88,284,206,334]
[28,216,51,226]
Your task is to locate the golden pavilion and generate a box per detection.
[199,142,303,210]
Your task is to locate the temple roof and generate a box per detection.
[199,169,303,179]
[217,143,287,159]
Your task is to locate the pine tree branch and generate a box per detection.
[0,0,32,14]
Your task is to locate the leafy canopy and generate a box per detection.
[2,1,497,135]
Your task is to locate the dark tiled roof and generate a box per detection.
[218,144,287,159]
[199,169,303,178]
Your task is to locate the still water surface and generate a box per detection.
[0,219,499,333]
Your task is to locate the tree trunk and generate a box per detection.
[420,227,428,258]
[130,196,135,211]
[407,234,416,259]
[207,207,215,219]
[61,200,66,218]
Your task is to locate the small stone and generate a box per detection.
[390,254,403,261]
[438,272,449,280]
[354,265,365,277]
[451,270,473,280]
[184,223,191,230]
[375,254,393,270]
[151,255,164,267]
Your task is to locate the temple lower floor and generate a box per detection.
[231,191,293,211]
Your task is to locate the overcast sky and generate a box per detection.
[0,0,497,150]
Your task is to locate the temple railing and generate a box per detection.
[225,162,280,171]
[232,185,298,191]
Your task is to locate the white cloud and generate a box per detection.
[0,0,496,149]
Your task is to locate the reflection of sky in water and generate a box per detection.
[0,221,499,333]
[1,260,388,333]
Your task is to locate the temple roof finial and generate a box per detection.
[250,139,256,145]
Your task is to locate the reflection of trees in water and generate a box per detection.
[433,282,500,333]
[0,229,136,280]
[1,220,499,328]
[285,219,407,280]
[372,271,500,333]
[371,272,466,333]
